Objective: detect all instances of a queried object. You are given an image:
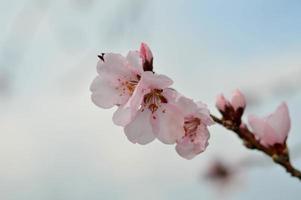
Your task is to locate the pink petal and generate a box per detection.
[216,94,227,112]
[90,76,127,108]
[248,114,279,146]
[231,89,246,111]
[176,127,210,160]
[153,104,185,144]
[126,50,143,74]
[140,42,153,64]
[161,88,180,103]
[196,101,214,126]
[112,105,131,126]
[175,138,196,160]
[140,71,173,89]
[175,96,214,126]
[112,81,149,126]
[175,96,198,115]
[194,126,210,151]
[97,53,132,82]
[124,109,156,145]
[266,102,290,143]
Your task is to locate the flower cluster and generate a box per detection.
[90,43,213,159]
[91,43,292,161]
[90,43,300,180]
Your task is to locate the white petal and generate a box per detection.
[124,109,156,145]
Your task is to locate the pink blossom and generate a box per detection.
[123,72,185,145]
[175,96,214,159]
[90,51,143,109]
[248,102,291,147]
[216,89,246,112]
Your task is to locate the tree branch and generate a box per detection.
[210,114,301,181]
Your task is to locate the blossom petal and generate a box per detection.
[266,102,290,142]
[196,101,214,126]
[153,104,185,144]
[97,53,132,82]
[141,71,173,89]
[112,105,131,126]
[176,127,209,160]
[175,138,196,160]
[231,89,246,111]
[216,94,227,112]
[90,76,126,108]
[248,114,279,146]
[124,109,156,145]
[126,50,143,74]
[113,81,149,126]
[140,42,153,64]
[176,96,198,115]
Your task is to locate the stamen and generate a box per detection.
[143,89,168,113]
[184,117,201,141]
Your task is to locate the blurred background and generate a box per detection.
[1,0,301,199]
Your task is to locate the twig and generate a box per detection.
[210,114,301,181]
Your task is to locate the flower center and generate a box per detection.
[117,75,140,96]
[184,116,201,141]
[125,80,138,94]
[143,89,168,113]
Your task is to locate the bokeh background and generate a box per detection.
[1,0,301,199]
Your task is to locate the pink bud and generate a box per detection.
[248,102,291,147]
[140,42,153,64]
[216,94,227,112]
[231,89,246,111]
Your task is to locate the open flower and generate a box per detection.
[123,72,185,145]
[248,102,291,147]
[175,96,214,159]
[90,51,143,109]
[91,43,155,126]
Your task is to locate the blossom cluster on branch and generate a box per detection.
[90,43,213,159]
[90,43,301,180]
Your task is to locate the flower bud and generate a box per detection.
[248,102,290,147]
[140,42,153,71]
[231,89,246,111]
[216,94,227,112]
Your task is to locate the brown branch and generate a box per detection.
[210,114,301,181]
